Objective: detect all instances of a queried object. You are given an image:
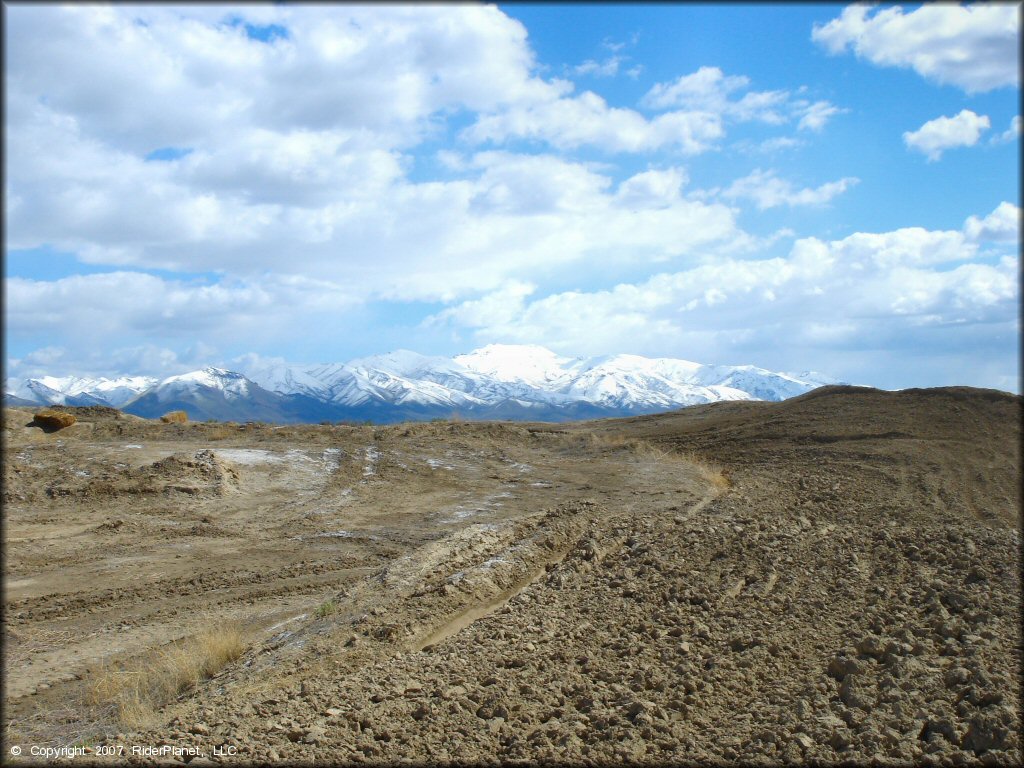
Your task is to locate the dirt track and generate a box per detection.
[3,386,1021,765]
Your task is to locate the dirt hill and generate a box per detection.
[3,387,1020,765]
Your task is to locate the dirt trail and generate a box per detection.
[4,410,707,755]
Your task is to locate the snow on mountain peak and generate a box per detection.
[454,344,577,385]
[7,345,837,419]
[160,367,251,399]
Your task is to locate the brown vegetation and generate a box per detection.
[85,626,246,728]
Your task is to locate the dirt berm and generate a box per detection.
[3,385,1020,765]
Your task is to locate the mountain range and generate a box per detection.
[5,344,839,423]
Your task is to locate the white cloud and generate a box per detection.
[641,66,845,132]
[463,90,724,153]
[991,115,1021,145]
[5,149,748,342]
[4,271,359,344]
[5,343,220,381]
[6,5,556,152]
[903,110,991,161]
[964,202,1020,243]
[427,280,536,330]
[574,56,623,77]
[7,41,746,304]
[722,169,858,209]
[758,137,805,153]
[797,101,841,132]
[427,214,1018,385]
[812,3,1020,93]
[642,66,753,111]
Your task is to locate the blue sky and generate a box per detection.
[4,3,1020,391]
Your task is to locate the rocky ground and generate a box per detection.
[3,385,1020,765]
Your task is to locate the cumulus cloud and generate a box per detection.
[903,110,991,161]
[641,66,845,131]
[7,5,758,303]
[722,169,858,209]
[427,210,1018,385]
[812,3,1020,93]
[964,202,1020,243]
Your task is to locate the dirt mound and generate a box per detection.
[28,449,242,502]
[606,385,1021,527]
[43,404,124,419]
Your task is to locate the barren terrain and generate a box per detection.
[3,385,1020,765]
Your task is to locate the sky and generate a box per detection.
[4,2,1021,391]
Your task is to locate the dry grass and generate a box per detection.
[585,431,732,489]
[677,449,732,489]
[206,425,235,440]
[160,410,188,424]
[86,625,245,728]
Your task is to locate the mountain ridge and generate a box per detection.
[5,344,840,424]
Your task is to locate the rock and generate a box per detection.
[961,710,1013,754]
[838,676,873,709]
[942,667,966,692]
[857,634,886,658]
[965,566,988,584]
[33,410,76,431]
[302,726,326,744]
[920,718,959,744]
[829,728,854,750]
[579,539,602,561]
[828,655,861,680]
[792,733,814,751]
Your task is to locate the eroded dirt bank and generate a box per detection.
[3,386,1020,765]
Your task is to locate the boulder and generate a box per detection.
[32,410,77,431]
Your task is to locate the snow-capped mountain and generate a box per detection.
[6,345,841,424]
[118,367,304,423]
[6,375,157,407]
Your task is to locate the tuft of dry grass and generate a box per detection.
[86,625,245,727]
[206,426,234,440]
[160,410,188,424]
[677,450,732,489]
[586,432,732,489]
